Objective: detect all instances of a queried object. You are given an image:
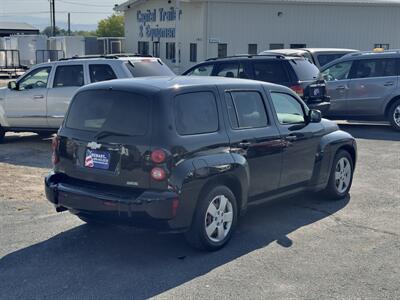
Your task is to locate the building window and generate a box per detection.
[270,43,284,50]
[248,44,258,55]
[218,43,227,58]
[153,42,160,57]
[290,44,306,49]
[166,42,175,60]
[190,43,197,62]
[374,43,389,50]
[138,41,149,55]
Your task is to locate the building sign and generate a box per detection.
[137,7,182,41]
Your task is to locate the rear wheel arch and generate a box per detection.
[385,96,400,117]
[197,174,246,217]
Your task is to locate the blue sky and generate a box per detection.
[0,0,125,30]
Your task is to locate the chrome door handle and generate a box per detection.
[238,141,251,148]
[384,82,394,86]
[33,95,44,99]
[285,135,297,142]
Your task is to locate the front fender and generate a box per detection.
[167,153,250,230]
[310,129,357,190]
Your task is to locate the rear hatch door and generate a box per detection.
[57,89,152,189]
[288,59,328,103]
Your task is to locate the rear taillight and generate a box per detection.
[51,136,60,165]
[290,85,304,97]
[151,149,166,164]
[151,167,166,181]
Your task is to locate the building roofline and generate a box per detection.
[115,0,400,11]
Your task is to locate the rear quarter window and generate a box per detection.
[66,90,150,136]
[253,61,290,83]
[174,92,219,135]
[290,59,320,80]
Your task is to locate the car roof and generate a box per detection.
[261,48,358,55]
[77,76,287,94]
[321,49,400,70]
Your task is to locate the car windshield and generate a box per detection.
[66,90,150,136]
[125,59,175,77]
[290,59,320,80]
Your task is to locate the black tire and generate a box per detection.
[0,126,5,144]
[388,99,400,131]
[37,132,53,139]
[323,150,354,200]
[185,185,238,251]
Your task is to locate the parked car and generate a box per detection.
[259,48,358,69]
[320,50,400,130]
[45,76,357,251]
[0,55,174,143]
[182,55,330,114]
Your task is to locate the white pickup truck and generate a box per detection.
[0,55,174,142]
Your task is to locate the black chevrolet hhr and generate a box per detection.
[45,76,357,251]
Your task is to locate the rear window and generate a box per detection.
[66,90,150,136]
[290,59,320,80]
[174,92,218,135]
[125,60,174,77]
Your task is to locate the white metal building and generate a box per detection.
[115,0,400,73]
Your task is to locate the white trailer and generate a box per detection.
[48,36,85,58]
[2,35,47,67]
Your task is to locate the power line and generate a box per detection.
[57,0,114,7]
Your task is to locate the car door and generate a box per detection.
[321,60,354,116]
[346,58,398,116]
[220,85,284,198]
[5,66,52,128]
[46,64,85,128]
[268,91,324,188]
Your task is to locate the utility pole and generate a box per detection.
[49,0,53,34]
[67,13,71,36]
[50,0,56,36]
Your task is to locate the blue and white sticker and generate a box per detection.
[85,149,110,170]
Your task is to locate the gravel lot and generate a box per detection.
[0,124,399,300]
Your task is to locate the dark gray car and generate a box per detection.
[321,50,400,130]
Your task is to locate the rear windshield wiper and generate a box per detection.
[93,130,132,141]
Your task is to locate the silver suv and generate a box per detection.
[0,55,174,142]
[321,50,400,130]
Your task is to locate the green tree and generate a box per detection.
[96,14,124,37]
[42,26,62,37]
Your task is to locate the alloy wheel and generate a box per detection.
[204,195,234,243]
[335,157,352,194]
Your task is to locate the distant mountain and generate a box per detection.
[0,15,97,31]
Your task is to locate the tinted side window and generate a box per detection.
[317,54,346,67]
[351,59,397,79]
[271,92,305,124]
[186,64,214,76]
[89,64,117,83]
[289,59,319,80]
[253,61,289,83]
[226,91,268,129]
[174,92,218,135]
[53,65,84,88]
[216,63,240,78]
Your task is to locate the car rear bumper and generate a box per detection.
[45,172,185,232]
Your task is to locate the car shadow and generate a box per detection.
[0,133,52,169]
[0,194,349,299]
[338,123,400,141]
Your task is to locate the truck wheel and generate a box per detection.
[0,126,5,144]
[185,185,238,251]
[388,99,400,131]
[323,150,354,200]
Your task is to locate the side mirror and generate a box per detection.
[309,109,322,123]
[7,81,17,90]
